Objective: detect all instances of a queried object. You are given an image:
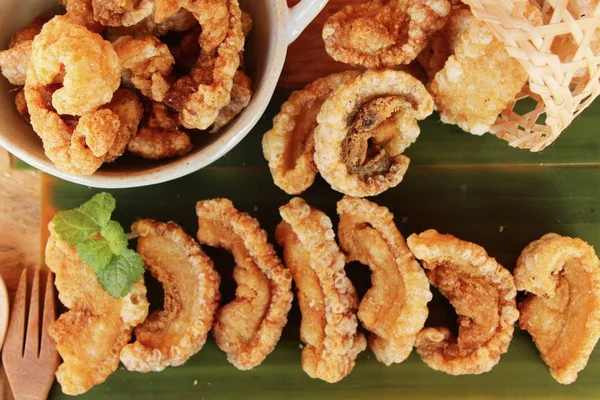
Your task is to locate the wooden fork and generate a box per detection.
[2,269,59,400]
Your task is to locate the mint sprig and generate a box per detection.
[51,193,144,298]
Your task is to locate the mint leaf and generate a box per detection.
[76,239,113,272]
[101,221,128,255]
[96,249,144,298]
[52,209,101,246]
[77,193,116,228]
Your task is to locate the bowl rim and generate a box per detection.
[0,2,290,189]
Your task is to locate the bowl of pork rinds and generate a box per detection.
[0,0,327,188]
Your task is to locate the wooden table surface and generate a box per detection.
[0,1,357,397]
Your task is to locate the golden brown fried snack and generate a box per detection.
[424,6,541,135]
[120,219,220,372]
[515,233,600,384]
[114,35,175,102]
[106,8,196,39]
[92,0,154,27]
[127,102,192,159]
[210,69,252,133]
[262,71,360,195]
[102,89,143,162]
[15,90,29,122]
[241,9,253,37]
[323,0,450,68]
[171,26,201,69]
[337,197,431,365]
[59,0,105,33]
[164,0,244,130]
[25,16,122,175]
[406,230,518,375]
[276,197,366,382]
[26,15,120,116]
[314,70,433,197]
[180,0,229,56]
[197,198,293,370]
[0,16,47,85]
[45,223,149,395]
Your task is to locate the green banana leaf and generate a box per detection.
[45,92,600,399]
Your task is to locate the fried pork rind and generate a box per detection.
[120,219,221,372]
[114,35,175,102]
[25,84,121,175]
[164,0,244,130]
[102,89,143,162]
[106,8,197,40]
[92,0,154,27]
[196,199,293,370]
[24,16,122,175]
[514,233,600,384]
[210,69,252,133]
[276,197,367,383]
[337,197,431,366]
[45,224,149,395]
[0,16,47,85]
[15,90,29,122]
[314,70,433,197]
[406,229,519,375]
[196,198,293,370]
[322,0,450,68]
[26,15,120,116]
[127,102,192,159]
[59,0,105,33]
[263,71,360,195]
[423,6,541,135]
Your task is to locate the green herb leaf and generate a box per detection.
[51,193,117,246]
[52,209,102,246]
[76,239,113,272]
[96,249,145,298]
[77,192,116,228]
[101,221,128,256]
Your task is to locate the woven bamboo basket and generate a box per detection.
[462,0,600,151]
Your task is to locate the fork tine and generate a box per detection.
[40,271,58,357]
[24,268,40,357]
[2,269,27,358]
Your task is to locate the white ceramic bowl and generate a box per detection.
[0,0,327,188]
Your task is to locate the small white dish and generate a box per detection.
[0,0,328,188]
[0,274,9,351]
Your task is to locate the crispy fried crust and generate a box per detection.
[102,89,144,162]
[164,0,244,130]
[323,0,450,68]
[0,16,48,85]
[423,5,541,135]
[60,0,105,33]
[120,219,221,372]
[407,229,519,375]
[263,71,360,195]
[196,198,293,370]
[276,197,366,382]
[26,15,120,116]
[337,197,431,365]
[127,101,192,159]
[15,90,29,121]
[106,8,196,39]
[515,233,600,384]
[92,0,154,27]
[314,70,433,197]
[114,35,175,102]
[209,69,252,133]
[46,223,149,395]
